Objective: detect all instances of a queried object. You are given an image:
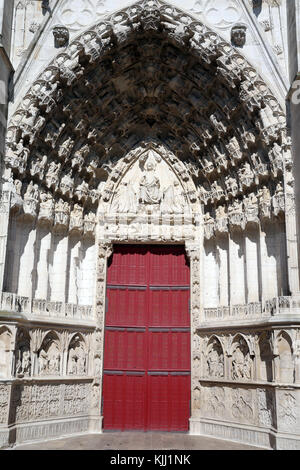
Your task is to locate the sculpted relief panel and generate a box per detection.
[108,147,190,216]
[231,336,252,381]
[205,337,224,379]
[38,333,61,377]
[67,335,88,376]
[96,143,199,245]
[12,382,91,423]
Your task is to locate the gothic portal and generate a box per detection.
[1,0,300,450]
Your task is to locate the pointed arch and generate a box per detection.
[3,0,291,240]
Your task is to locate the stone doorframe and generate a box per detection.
[93,236,201,432]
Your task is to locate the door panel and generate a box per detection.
[106,287,147,327]
[148,331,190,371]
[104,329,147,370]
[103,245,191,432]
[148,288,190,327]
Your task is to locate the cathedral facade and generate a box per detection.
[0,0,300,449]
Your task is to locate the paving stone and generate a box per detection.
[14,432,263,451]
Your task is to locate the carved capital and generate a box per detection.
[185,243,200,261]
[98,242,113,260]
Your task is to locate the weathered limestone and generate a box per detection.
[0,0,300,451]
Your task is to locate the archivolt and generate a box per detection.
[3,0,292,235]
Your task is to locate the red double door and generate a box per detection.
[102,245,191,432]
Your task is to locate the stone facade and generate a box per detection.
[0,0,300,450]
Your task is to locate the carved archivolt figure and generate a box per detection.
[70,204,84,230]
[225,174,238,195]
[14,179,22,196]
[259,185,271,203]
[273,182,285,215]
[216,205,227,220]
[24,181,39,201]
[30,154,47,178]
[39,191,54,219]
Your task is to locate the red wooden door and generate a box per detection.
[103,245,190,431]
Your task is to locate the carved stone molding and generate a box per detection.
[3,0,289,242]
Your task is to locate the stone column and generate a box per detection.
[245,225,260,303]
[50,230,69,302]
[284,152,300,295]
[60,331,69,377]
[229,228,246,305]
[29,328,44,377]
[216,233,229,307]
[0,191,11,293]
[17,220,37,299]
[259,223,273,303]
[34,226,52,300]
[92,240,113,433]
[185,241,202,434]
[185,242,202,328]
[294,338,300,384]
[67,236,80,304]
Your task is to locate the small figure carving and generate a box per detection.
[232,338,252,380]
[231,25,247,47]
[15,345,31,377]
[139,159,161,204]
[58,136,74,159]
[53,26,69,48]
[111,182,137,213]
[206,340,224,378]
[273,182,285,215]
[161,181,187,214]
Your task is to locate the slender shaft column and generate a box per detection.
[217,234,229,307]
[0,191,11,293]
[78,239,96,306]
[17,220,37,299]
[185,241,202,431]
[229,228,246,305]
[278,220,289,296]
[245,225,260,303]
[93,240,113,433]
[34,226,52,300]
[203,238,219,307]
[67,236,80,304]
[50,231,69,302]
[283,142,300,295]
[284,201,300,295]
[259,222,279,301]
